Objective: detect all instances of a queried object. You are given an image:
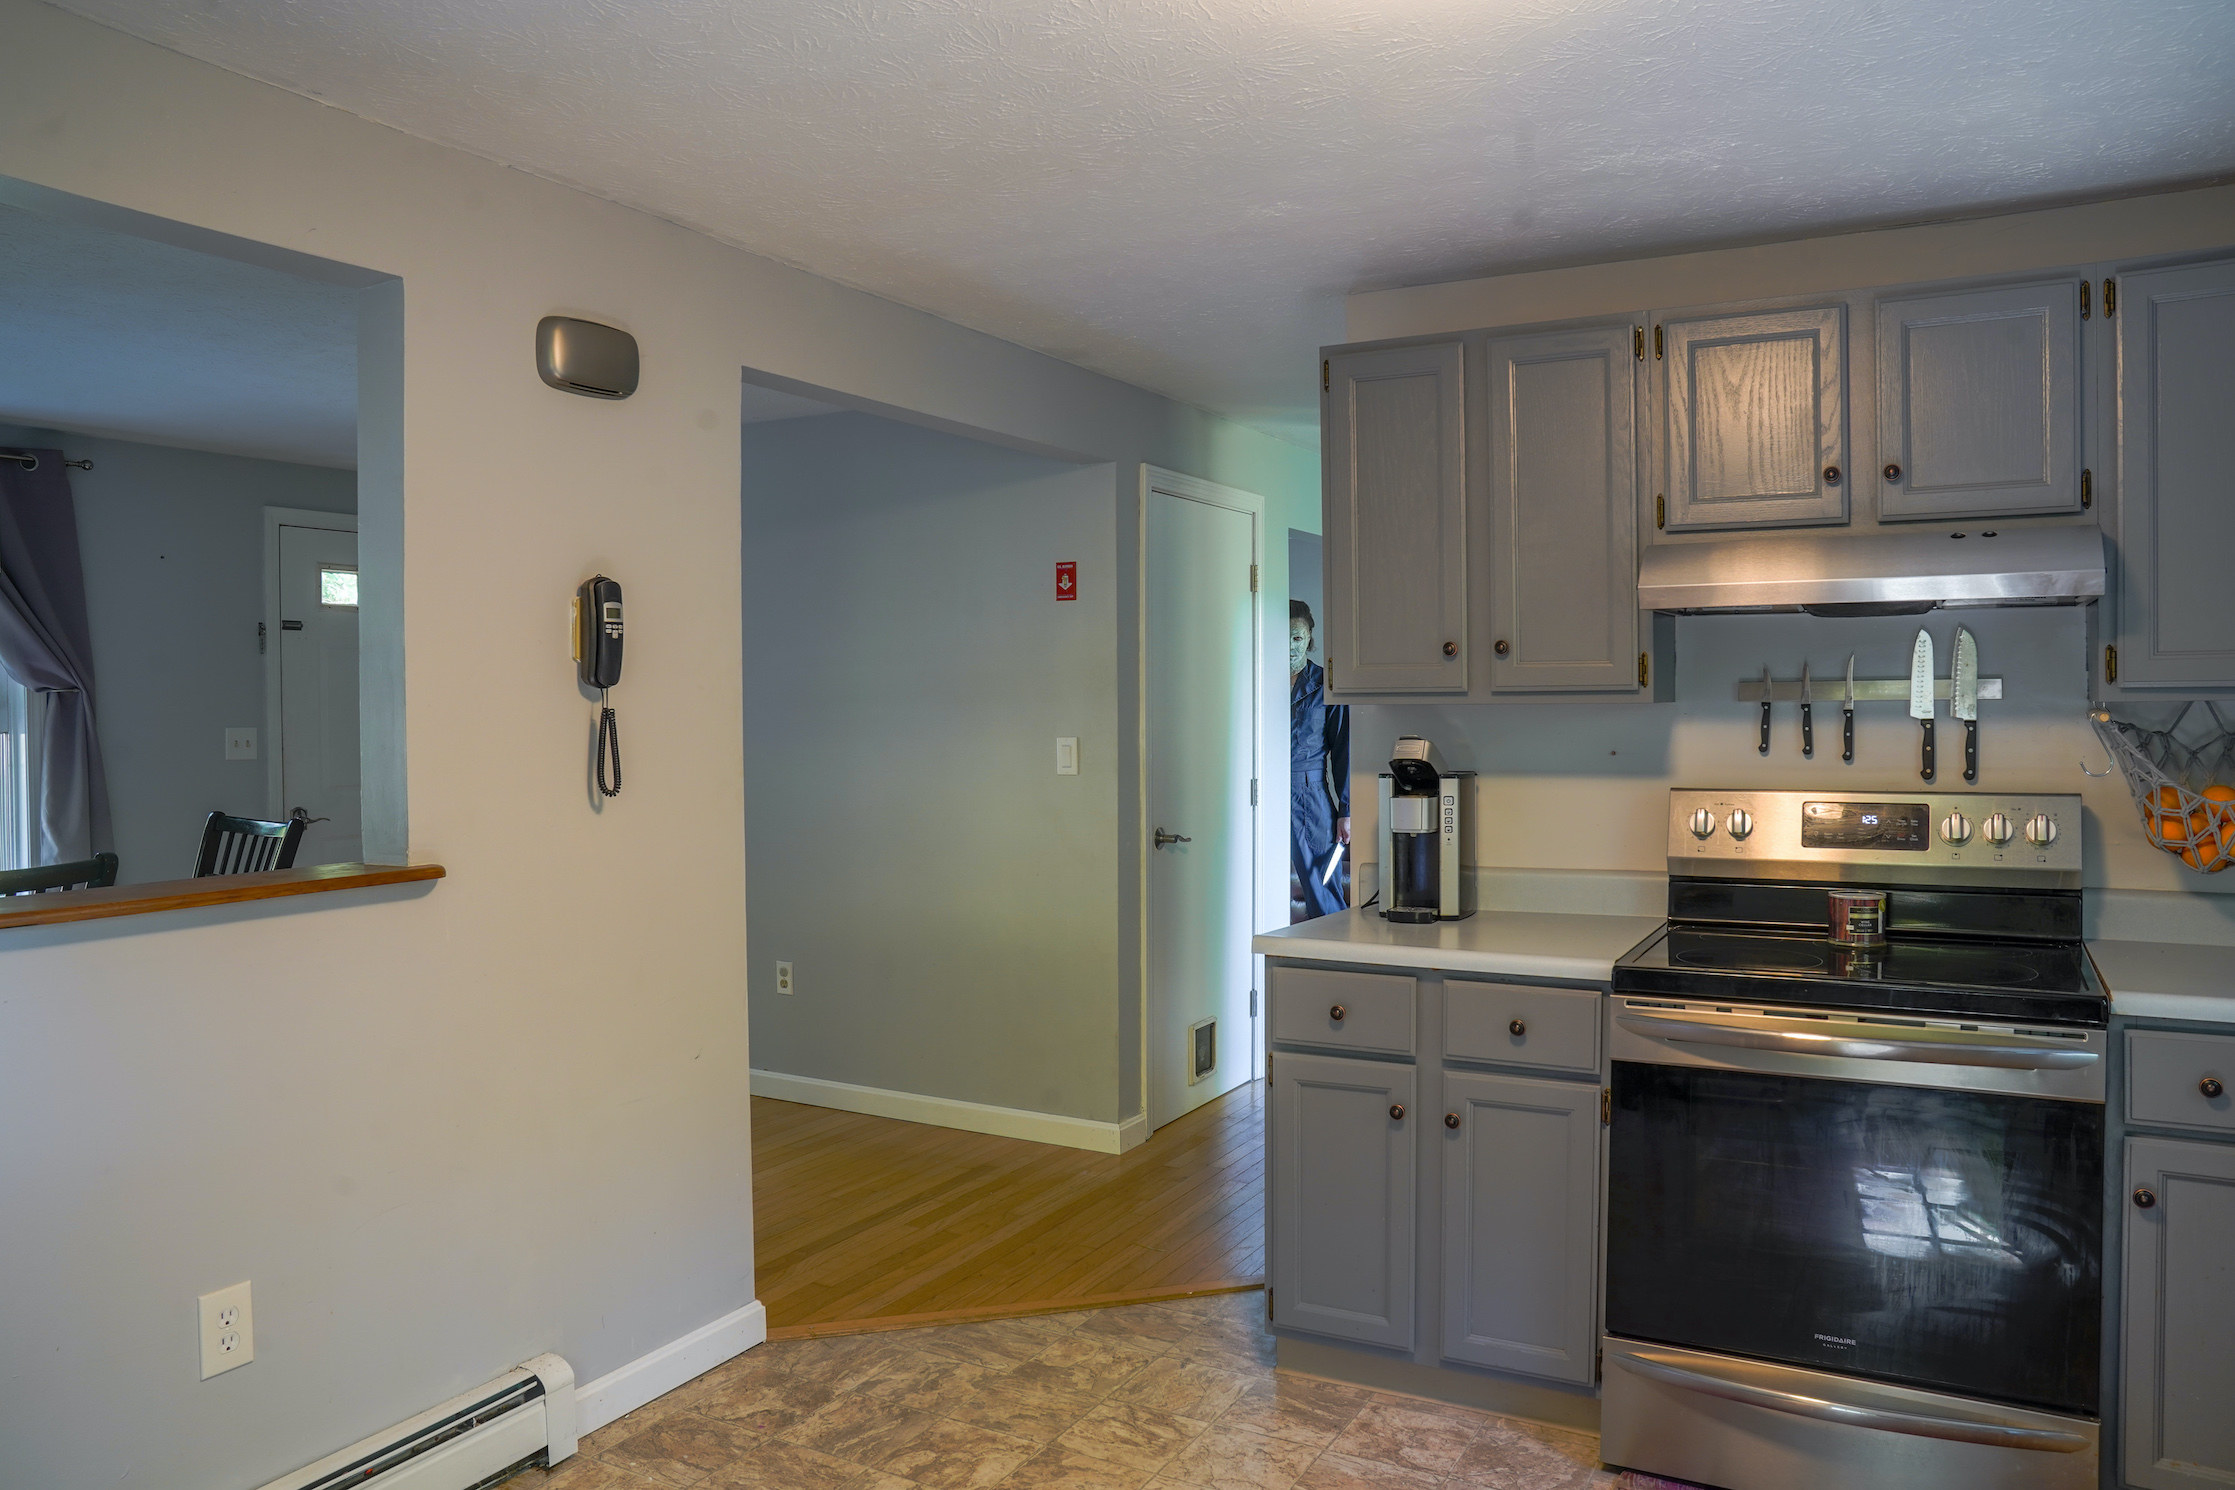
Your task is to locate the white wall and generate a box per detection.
[0,424,357,883]
[0,4,1314,1486]
[741,413,1124,1122]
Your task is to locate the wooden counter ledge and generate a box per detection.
[0,862,445,933]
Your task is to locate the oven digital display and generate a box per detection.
[1801,800,1929,850]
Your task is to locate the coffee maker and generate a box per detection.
[1376,736,1474,923]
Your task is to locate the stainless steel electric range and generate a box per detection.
[1601,790,2103,1490]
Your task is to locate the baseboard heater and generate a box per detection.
[257,1353,576,1490]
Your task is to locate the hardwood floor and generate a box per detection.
[752,1080,1264,1335]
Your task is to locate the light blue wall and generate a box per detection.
[0,423,355,882]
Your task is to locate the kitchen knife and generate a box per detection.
[1909,629,1936,783]
[1800,661,1815,758]
[1758,665,1772,755]
[1842,654,1856,764]
[1954,627,1980,783]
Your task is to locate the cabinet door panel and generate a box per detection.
[1877,280,2082,520]
[2113,258,2235,687]
[1440,1070,1599,1382]
[1324,343,1467,694]
[2122,1137,2235,1489]
[1663,306,1848,531]
[1487,324,1640,691]
[1271,1052,1416,1348]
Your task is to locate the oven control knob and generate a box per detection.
[1940,811,1973,845]
[2025,814,2059,847]
[1688,808,1717,839]
[1983,812,2016,844]
[1725,809,1753,840]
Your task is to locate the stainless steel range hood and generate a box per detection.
[1637,526,2106,615]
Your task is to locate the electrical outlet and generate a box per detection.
[776,961,793,995]
[224,727,258,761]
[199,1281,253,1379]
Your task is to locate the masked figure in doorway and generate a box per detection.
[1290,600,1350,921]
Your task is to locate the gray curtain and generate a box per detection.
[0,448,112,864]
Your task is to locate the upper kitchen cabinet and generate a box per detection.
[2108,256,2235,689]
[1657,304,1849,532]
[1876,279,2084,521]
[1323,342,1468,694]
[1486,323,1642,692]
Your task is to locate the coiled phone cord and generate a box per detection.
[597,690,622,797]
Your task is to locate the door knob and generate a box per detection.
[1153,829,1191,849]
[2133,1187,2157,1209]
[2203,1077,2226,1099]
[1509,1019,1527,1037]
[1389,1104,1405,1121]
[1444,1112,1461,1129]
[1329,1004,1346,1022]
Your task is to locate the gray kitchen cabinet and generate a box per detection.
[1876,279,2085,520]
[1323,342,1468,695]
[2120,1136,2235,1489]
[1485,323,1641,691]
[1439,1069,1600,1383]
[1657,304,1849,532]
[2108,257,2235,689]
[1270,1049,1417,1349]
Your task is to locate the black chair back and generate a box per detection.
[194,814,305,877]
[0,853,119,896]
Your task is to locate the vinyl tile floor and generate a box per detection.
[526,1292,1615,1490]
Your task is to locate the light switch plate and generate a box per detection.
[224,727,258,761]
[199,1281,253,1379]
[1056,738,1079,776]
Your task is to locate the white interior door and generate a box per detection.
[1146,488,1257,1130]
[276,522,361,863]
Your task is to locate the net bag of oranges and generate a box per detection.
[2091,704,2235,873]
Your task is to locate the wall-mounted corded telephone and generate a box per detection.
[573,575,624,797]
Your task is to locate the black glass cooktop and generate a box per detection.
[1615,926,2104,1027]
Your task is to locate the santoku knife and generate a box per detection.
[1954,627,1980,783]
[1842,654,1856,764]
[1800,661,1814,758]
[1909,629,1936,783]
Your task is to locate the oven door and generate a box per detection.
[1605,998,2104,1418]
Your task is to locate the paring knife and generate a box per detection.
[1842,654,1856,764]
[1909,629,1936,783]
[1800,661,1815,758]
[1954,627,1980,783]
[1758,665,1772,755]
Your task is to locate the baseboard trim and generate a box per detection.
[575,1300,766,1437]
[750,1069,1139,1153]
[767,1279,1264,1341]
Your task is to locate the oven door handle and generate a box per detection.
[1615,1009,2099,1070]
[1612,1348,2091,1453]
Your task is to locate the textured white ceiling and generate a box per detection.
[0,203,359,467]
[49,0,2235,446]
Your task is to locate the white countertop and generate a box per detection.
[2089,939,2235,1026]
[1254,908,1665,985]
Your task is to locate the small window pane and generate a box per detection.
[320,567,359,608]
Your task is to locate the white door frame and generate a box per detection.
[1136,465,1265,1129]
[262,507,359,821]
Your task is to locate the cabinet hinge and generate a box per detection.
[1633,326,1644,361]
[2080,280,2091,320]
[1654,324,1664,360]
[1596,1346,1604,1380]
[1250,778,1259,807]
[2105,644,2119,684]
[1602,1088,1611,1126]
[2103,278,2116,318]
[1322,359,1330,392]
[1250,562,1259,593]
[1654,493,1666,529]
[1250,987,1258,1016]
[2081,468,2092,510]
[1266,1287,1274,1321]
[1638,652,1650,688]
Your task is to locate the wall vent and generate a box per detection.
[1188,1018,1217,1084]
[258,1354,575,1490]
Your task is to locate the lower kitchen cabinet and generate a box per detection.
[1270,1050,1416,1349]
[2121,1138,2235,1489]
[1439,1069,1600,1382]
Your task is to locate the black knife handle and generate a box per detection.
[1759,700,1771,756]
[1801,702,1814,758]
[1842,708,1854,764]
[1920,719,1936,782]
[1963,720,1978,783]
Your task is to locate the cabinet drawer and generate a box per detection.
[1445,981,1600,1075]
[1271,967,1416,1056]
[2129,1030,2235,1135]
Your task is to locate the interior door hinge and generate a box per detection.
[1249,563,1259,593]
[1654,324,1664,360]
[1322,359,1330,392]
[1250,778,1259,807]
[1633,326,1644,361]
[1602,1088,1611,1126]
[257,621,266,655]
[2105,644,2119,684]
[1266,1287,1274,1321]
[1638,653,1650,688]
[2103,279,2116,318]
[1250,987,1258,1016]
[1596,1346,1605,1380]
[2080,280,2092,320]
[1654,493,1666,529]
[2081,468,2093,510]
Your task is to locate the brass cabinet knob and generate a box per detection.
[2204,1076,2226,1099]
[2134,1187,2158,1209]
[1884,462,1903,482]
[1444,1112,1461,1129]
[1823,465,1842,485]
[1493,639,1511,656]
[1509,1019,1527,1037]
[1443,641,1458,658]
[1389,1104,1406,1121]
[1329,1004,1346,1022]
